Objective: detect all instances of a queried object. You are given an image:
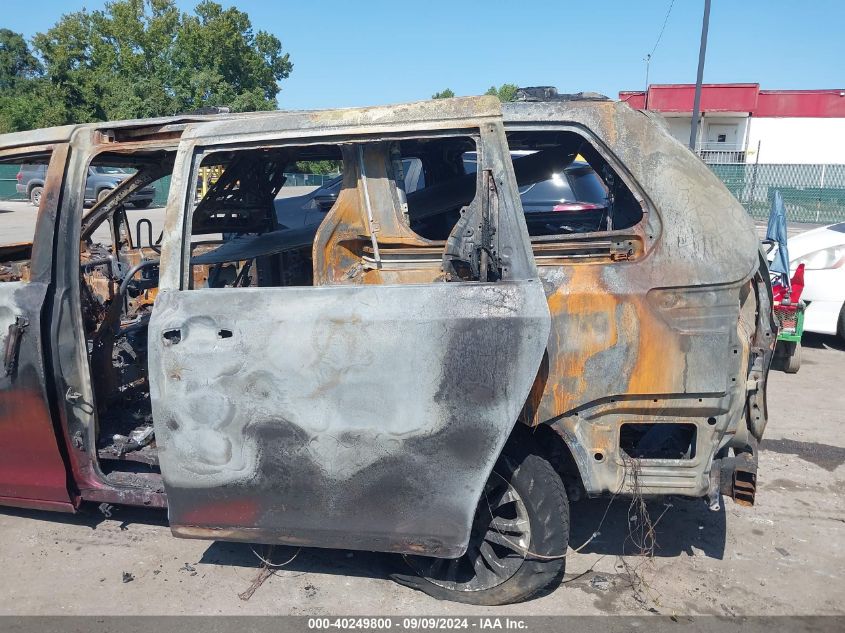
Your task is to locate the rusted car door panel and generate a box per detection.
[0,145,74,510]
[0,282,72,508]
[149,281,550,557]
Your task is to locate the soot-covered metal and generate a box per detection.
[0,93,774,562]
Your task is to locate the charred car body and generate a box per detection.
[0,95,775,604]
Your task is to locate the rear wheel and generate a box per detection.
[29,186,43,207]
[396,437,569,605]
[131,200,152,209]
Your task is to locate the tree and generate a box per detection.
[0,29,41,90]
[0,30,66,132]
[431,88,455,99]
[294,160,340,175]
[0,0,293,132]
[484,83,519,102]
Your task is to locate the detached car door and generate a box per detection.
[0,143,74,511]
[147,102,550,558]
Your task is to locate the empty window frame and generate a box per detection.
[502,130,644,239]
[0,152,53,283]
[182,134,490,290]
[76,150,176,476]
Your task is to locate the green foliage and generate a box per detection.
[0,0,293,133]
[0,80,67,132]
[0,29,41,90]
[432,85,518,103]
[484,83,519,102]
[0,29,66,132]
[294,160,341,175]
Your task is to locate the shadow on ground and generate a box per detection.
[802,332,844,351]
[761,437,845,471]
[568,495,726,560]
[194,494,728,583]
[0,502,168,531]
[199,541,400,581]
[0,491,729,586]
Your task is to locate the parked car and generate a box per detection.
[0,96,774,605]
[785,221,845,340]
[16,164,156,208]
[275,158,424,229]
[465,151,609,235]
[276,152,608,235]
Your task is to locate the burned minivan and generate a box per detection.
[0,95,775,604]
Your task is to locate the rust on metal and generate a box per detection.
[0,94,773,550]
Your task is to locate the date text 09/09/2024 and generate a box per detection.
[307,617,528,630]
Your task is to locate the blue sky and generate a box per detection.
[6,0,844,110]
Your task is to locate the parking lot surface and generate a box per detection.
[0,202,843,616]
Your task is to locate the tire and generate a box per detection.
[394,434,570,605]
[784,341,801,374]
[837,304,845,344]
[96,188,112,204]
[29,186,43,207]
[130,199,152,209]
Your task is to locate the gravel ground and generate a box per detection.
[0,333,842,617]
[1,202,842,616]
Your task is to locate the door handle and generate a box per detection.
[3,316,29,377]
[162,328,182,345]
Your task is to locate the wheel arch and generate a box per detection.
[512,421,593,501]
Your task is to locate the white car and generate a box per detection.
[787,221,845,339]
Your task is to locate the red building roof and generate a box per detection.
[619,83,845,117]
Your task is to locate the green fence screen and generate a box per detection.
[709,163,845,224]
[0,164,22,200]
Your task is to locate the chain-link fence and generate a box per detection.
[282,173,338,187]
[709,163,845,224]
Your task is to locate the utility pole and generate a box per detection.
[689,0,711,150]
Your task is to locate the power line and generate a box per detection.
[643,0,676,107]
[648,0,676,60]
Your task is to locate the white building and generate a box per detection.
[619,83,845,165]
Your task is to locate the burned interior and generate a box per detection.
[79,122,650,487]
[77,150,174,480]
[79,129,507,486]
